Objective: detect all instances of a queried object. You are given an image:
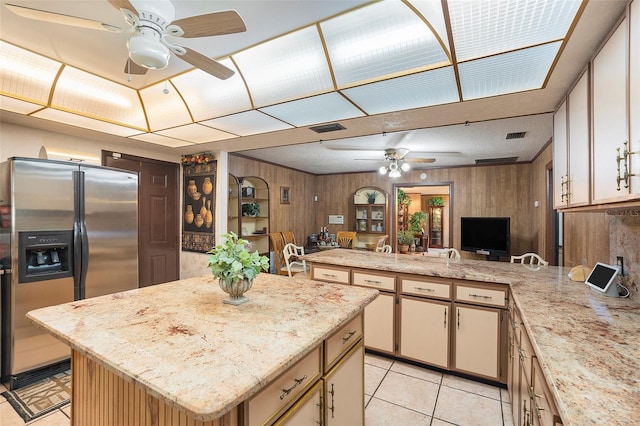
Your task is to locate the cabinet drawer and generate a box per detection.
[325,314,363,371]
[401,276,451,299]
[353,270,395,291]
[311,265,350,284]
[455,283,507,308]
[247,345,321,426]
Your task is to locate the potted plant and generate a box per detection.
[365,190,380,204]
[409,211,428,234]
[428,196,444,206]
[397,230,415,254]
[207,232,269,305]
[242,202,260,217]
[397,189,411,207]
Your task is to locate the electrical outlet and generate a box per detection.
[616,256,624,275]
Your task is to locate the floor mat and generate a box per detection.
[1,370,71,422]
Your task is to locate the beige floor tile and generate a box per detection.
[500,387,511,404]
[431,419,458,426]
[390,361,443,385]
[373,371,440,415]
[365,397,431,426]
[365,353,393,370]
[434,385,503,426]
[61,404,71,418]
[28,409,70,425]
[365,364,388,396]
[0,399,27,426]
[502,402,514,426]
[442,374,501,400]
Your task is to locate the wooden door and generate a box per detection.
[103,151,179,286]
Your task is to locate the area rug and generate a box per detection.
[1,370,71,422]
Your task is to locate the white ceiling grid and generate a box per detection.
[0,0,584,147]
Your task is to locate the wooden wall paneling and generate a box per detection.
[563,212,610,267]
[531,144,553,260]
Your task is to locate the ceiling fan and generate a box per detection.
[372,148,435,177]
[5,0,246,79]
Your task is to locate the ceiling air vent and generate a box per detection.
[475,157,518,165]
[506,131,526,140]
[309,123,346,133]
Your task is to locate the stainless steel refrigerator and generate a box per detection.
[0,157,138,389]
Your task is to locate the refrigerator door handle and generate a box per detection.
[73,170,87,300]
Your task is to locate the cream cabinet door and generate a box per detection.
[364,293,395,354]
[553,100,568,209]
[399,297,449,369]
[274,382,323,426]
[630,0,640,196]
[567,70,590,206]
[592,19,628,203]
[452,304,500,381]
[325,343,364,426]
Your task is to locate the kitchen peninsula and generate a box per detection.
[303,249,640,426]
[27,274,378,425]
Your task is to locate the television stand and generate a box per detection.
[485,255,500,262]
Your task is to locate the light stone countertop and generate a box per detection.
[303,249,640,426]
[27,274,379,421]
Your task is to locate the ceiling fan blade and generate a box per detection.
[124,58,148,75]
[5,4,121,31]
[406,158,436,163]
[178,47,234,80]
[107,0,138,17]
[171,10,246,38]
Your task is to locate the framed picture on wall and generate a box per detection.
[280,186,290,204]
[181,155,216,252]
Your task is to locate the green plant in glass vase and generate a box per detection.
[207,232,269,305]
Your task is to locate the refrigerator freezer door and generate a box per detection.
[82,165,138,298]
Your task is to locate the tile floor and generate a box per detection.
[0,353,515,425]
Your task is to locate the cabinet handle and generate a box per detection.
[457,308,460,330]
[468,293,492,299]
[321,273,338,278]
[443,308,447,328]
[414,286,435,292]
[617,141,638,190]
[364,279,382,285]
[279,374,307,400]
[342,330,357,344]
[328,383,335,419]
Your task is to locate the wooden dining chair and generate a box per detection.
[283,243,309,277]
[510,252,548,266]
[336,231,357,249]
[281,231,296,246]
[439,248,461,259]
[268,232,288,275]
[374,235,389,252]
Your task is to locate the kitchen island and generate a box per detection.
[27,274,378,425]
[303,249,640,426]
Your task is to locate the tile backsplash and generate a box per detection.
[608,211,639,303]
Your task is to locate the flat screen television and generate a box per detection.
[460,217,510,258]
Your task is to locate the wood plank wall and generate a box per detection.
[230,155,536,258]
[531,143,553,261]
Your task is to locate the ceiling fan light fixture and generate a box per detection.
[378,166,388,175]
[128,35,170,70]
[388,169,401,178]
[388,161,399,172]
[400,161,411,172]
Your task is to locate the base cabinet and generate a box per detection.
[399,296,449,369]
[324,344,364,426]
[364,293,395,353]
[452,304,501,380]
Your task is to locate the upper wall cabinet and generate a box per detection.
[553,100,568,209]
[629,0,640,195]
[592,17,633,203]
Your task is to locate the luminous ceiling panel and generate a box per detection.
[140,81,192,131]
[322,0,448,88]
[32,108,141,137]
[201,110,292,136]
[155,123,236,144]
[459,42,561,101]
[0,41,61,105]
[342,66,459,115]
[449,0,582,61]
[53,66,146,129]
[0,95,44,114]
[259,92,365,127]
[408,0,450,54]
[233,26,334,107]
[130,132,195,148]
[171,61,251,122]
